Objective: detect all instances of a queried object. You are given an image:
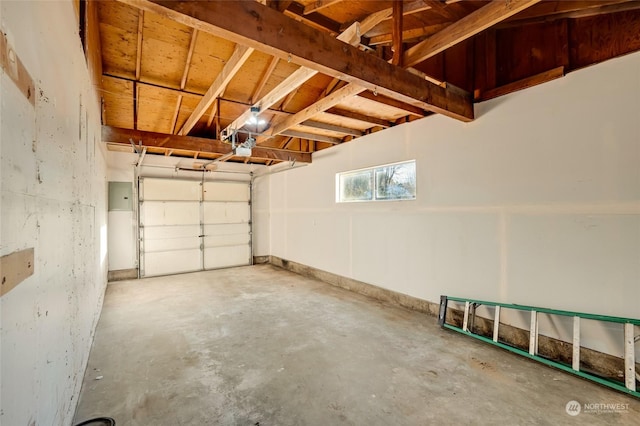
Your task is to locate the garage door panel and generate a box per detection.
[140,178,251,277]
[142,201,200,226]
[144,249,202,276]
[204,245,251,270]
[203,181,249,202]
[144,236,201,253]
[204,234,250,248]
[143,178,201,201]
[143,224,201,240]
[203,202,249,224]
[203,223,249,236]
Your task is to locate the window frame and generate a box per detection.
[336,160,416,203]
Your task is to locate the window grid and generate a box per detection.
[336,160,416,203]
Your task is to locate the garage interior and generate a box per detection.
[1,0,639,424]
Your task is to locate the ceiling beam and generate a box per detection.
[224,66,318,137]
[179,29,198,90]
[358,91,426,117]
[422,0,462,20]
[359,8,393,34]
[325,108,393,128]
[258,83,366,143]
[284,2,342,34]
[499,0,640,28]
[392,0,404,65]
[222,10,387,139]
[135,10,144,80]
[102,126,312,163]
[251,56,279,104]
[368,23,449,46]
[502,0,628,24]
[304,0,343,15]
[177,45,254,136]
[122,0,473,122]
[279,130,343,144]
[300,120,363,136]
[403,0,542,68]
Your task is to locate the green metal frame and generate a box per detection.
[440,296,640,399]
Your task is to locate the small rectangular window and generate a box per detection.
[337,160,416,203]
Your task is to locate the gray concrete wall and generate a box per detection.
[254,52,640,358]
[1,1,108,424]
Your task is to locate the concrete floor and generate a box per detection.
[75,265,640,425]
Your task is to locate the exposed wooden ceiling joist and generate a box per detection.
[119,0,473,122]
[403,0,542,68]
[258,83,366,143]
[422,0,463,20]
[502,0,630,25]
[279,130,343,145]
[499,0,640,28]
[134,10,144,80]
[222,19,363,138]
[304,0,343,15]
[177,45,254,135]
[325,108,393,128]
[284,2,342,34]
[251,56,279,104]
[357,91,427,117]
[368,23,449,46]
[391,0,404,65]
[103,125,312,162]
[221,8,389,140]
[301,120,363,137]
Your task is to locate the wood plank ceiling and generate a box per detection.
[90,0,640,165]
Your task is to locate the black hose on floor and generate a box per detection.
[73,417,115,426]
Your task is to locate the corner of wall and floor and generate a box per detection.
[1,1,108,424]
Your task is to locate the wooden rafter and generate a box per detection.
[284,2,342,34]
[258,83,366,143]
[392,0,403,65]
[206,99,217,128]
[300,120,363,136]
[358,8,393,33]
[358,91,426,117]
[368,23,449,46]
[422,0,462,20]
[221,12,384,139]
[353,0,457,31]
[170,95,182,134]
[326,108,393,128]
[224,67,317,137]
[280,87,299,112]
[180,29,198,90]
[135,10,144,80]
[478,66,565,102]
[502,0,629,25]
[251,56,279,104]
[169,28,198,135]
[500,0,640,27]
[122,0,473,122]
[280,130,342,145]
[103,126,312,163]
[304,0,343,15]
[177,44,254,135]
[403,0,542,68]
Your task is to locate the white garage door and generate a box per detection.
[139,178,251,277]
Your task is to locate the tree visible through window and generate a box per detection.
[337,160,416,202]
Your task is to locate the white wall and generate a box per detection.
[1,1,108,424]
[255,52,640,356]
